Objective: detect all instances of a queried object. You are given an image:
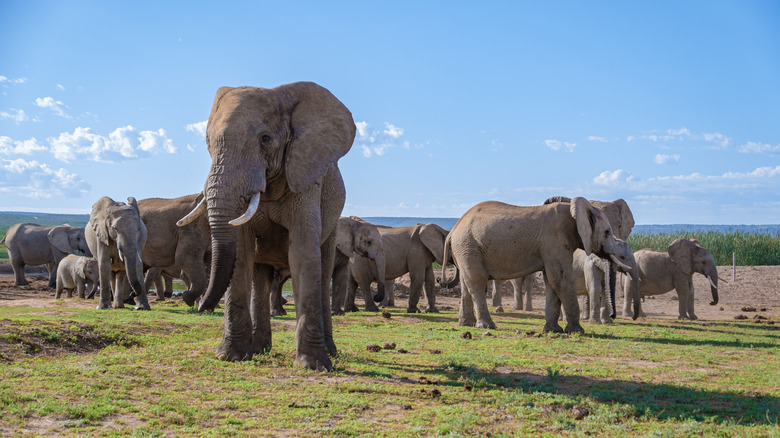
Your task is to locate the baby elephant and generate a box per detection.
[56,255,99,299]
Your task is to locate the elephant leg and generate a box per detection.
[178,250,208,307]
[320,234,338,357]
[154,275,165,301]
[112,272,125,309]
[687,281,697,320]
[55,281,64,299]
[270,273,288,317]
[11,259,28,286]
[250,263,273,355]
[461,270,495,329]
[406,272,423,313]
[164,275,174,298]
[96,251,113,309]
[344,275,360,312]
[76,281,85,299]
[215,226,255,362]
[423,266,438,313]
[360,278,380,312]
[289,229,332,371]
[622,274,633,318]
[458,279,477,326]
[47,262,57,288]
[543,269,582,333]
[330,263,347,315]
[382,280,395,307]
[491,280,502,307]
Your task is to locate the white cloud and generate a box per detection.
[738,141,780,154]
[626,136,635,142]
[0,76,27,85]
[354,120,407,158]
[0,158,90,198]
[0,109,28,123]
[654,153,680,165]
[0,136,46,155]
[702,132,733,148]
[593,169,630,186]
[48,125,178,162]
[185,120,207,138]
[56,84,66,91]
[34,96,70,118]
[667,127,692,137]
[544,139,576,152]
[588,136,607,143]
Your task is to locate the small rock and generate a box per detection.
[719,307,724,311]
[481,331,494,337]
[760,307,767,312]
[366,344,382,352]
[402,404,413,410]
[428,349,442,354]
[525,330,536,337]
[571,405,590,420]
[742,306,757,312]
[495,306,504,313]
[461,331,472,339]
[383,342,396,350]
[382,310,392,319]
[734,314,748,320]
[753,315,767,320]
[397,348,409,354]
[418,376,431,385]
[430,388,441,398]
[463,384,473,391]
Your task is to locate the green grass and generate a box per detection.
[0,302,777,436]
[628,232,780,266]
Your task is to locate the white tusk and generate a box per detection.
[707,276,718,289]
[610,254,632,271]
[118,250,125,262]
[229,192,261,226]
[177,197,207,227]
[625,272,633,281]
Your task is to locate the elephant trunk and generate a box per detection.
[198,218,238,311]
[122,247,146,297]
[608,262,617,319]
[707,271,719,306]
[629,268,641,320]
[370,251,386,303]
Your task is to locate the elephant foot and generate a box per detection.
[112,302,125,309]
[330,308,345,316]
[381,299,395,307]
[425,307,440,314]
[345,304,360,313]
[182,290,198,307]
[543,322,565,333]
[271,309,287,317]
[564,323,585,334]
[325,339,338,357]
[251,338,272,355]
[164,290,173,298]
[216,340,253,362]
[406,307,421,314]
[364,304,380,312]
[294,350,333,371]
[459,317,477,327]
[96,302,111,310]
[600,318,613,324]
[134,296,151,311]
[476,320,497,329]
[689,314,698,320]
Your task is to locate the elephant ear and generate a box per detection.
[570,197,598,255]
[279,82,355,193]
[90,197,114,246]
[48,226,73,254]
[418,224,447,265]
[613,199,635,239]
[336,218,357,258]
[127,197,139,213]
[668,238,694,276]
[75,257,87,278]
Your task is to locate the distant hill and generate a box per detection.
[0,211,90,230]
[362,217,459,230]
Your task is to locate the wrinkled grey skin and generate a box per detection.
[490,277,534,310]
[332,217,386,314]
[443,198,625,333]
[178,82,354,371]
[55,254,99,299]
[348,222,448,314]
[85,196,150,310]
[626,238,719,320]
[2,223,91,287]
[270,268,291,316]
[137,194,210,304]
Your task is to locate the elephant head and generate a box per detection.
[669,238,718,305]
[77,256,100,298]
[545,196,635,241]
[48,226,92,258]
[179,82,355,311]
[340,217,386,303]
[88,196,149,308]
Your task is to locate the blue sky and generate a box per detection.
[1,1,779,224]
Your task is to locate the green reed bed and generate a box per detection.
[627,231,780,266]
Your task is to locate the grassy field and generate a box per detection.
[0,302,777,436]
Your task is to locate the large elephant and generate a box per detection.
[624,238,719,320]
[137,194,210,304]
[177,82,354,371]
[347,222,449,314]
[85,196,150,310]
[331,216,386,314]
[55,254,99,299]
[2,223,91,287]
[442,197,637,333]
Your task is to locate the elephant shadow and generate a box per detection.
[344,355,778,426]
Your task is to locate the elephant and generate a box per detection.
[571,238,639,324]
[269,268,291,316]
[2,223,92,287]
[624,238,719,320]
[145,266,189,300]
[55,254,99,299]
[331,216,386,314]
[347,222,449,314]
[490,277,534,310]
[85,196,151,310]
[442,197,639,333]
[137,194,211,304]
[176,82,354,370]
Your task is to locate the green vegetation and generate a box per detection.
[0,302,777,436]
[628,232,780,266]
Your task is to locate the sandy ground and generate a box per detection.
[1,263,778,322]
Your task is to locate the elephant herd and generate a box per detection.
[0,81,720,371]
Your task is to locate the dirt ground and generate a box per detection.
[1,263,777,322]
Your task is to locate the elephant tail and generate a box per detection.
[437,235,459,289]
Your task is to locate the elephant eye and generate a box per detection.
[260,133,271,144]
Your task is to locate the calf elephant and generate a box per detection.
[176,82,354,371]
[332,217,386,314]
[625,238,718,320]
[443,198,638,333]
[2,223,92,287]
[347,222,449,314]
[137,194,210,305]
[55,254,99,299]
[86,196,150,310]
